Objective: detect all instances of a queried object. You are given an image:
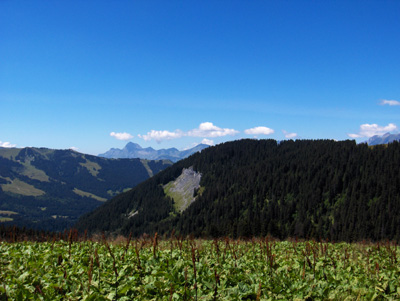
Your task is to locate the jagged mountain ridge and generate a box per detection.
[0,147,172,231]
[99,142,209,162]
[76,139,400,242]
[367,132,400,145]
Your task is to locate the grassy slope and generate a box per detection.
[1,178,45,196]
[0,147,172,231]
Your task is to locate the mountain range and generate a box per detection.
[367,132,400,145]
[0,147,172,231]
[76,139,400,242]
[99,142,209,162]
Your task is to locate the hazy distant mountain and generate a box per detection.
[367,132,400,145]
[99,142,209,162]
[0,147,172,231]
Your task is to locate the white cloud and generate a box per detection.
[201,138,214,146]
[138,129,184,143]
[69,147,79,151]
[348,123,398,138]
[188,122,239,138]
[244,126,274,136]
[0,141,16,148]
[138,122,238,143]
[380,99,400,106]
[282,130,298,139]
[110,132,134,141]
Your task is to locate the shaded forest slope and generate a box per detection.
[76,139,400,242]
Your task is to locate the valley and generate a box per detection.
[0,147,172,231]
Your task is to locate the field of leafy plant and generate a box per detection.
[1,232,400,300]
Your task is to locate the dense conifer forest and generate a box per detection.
[76,139,400,242]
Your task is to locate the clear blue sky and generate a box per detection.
[1,1,400,155]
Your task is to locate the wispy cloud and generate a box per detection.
[110,132,134,141]
[69,146,79,151]
[380,99,400,106]
[347,133,362,138]
[348,123,397,138]
[0,141,16,148]
[244,126,274,136]
[282,130,298,139]
[138,122,238,143]
[138,130,184,143]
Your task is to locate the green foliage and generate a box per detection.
[1,237,400,299]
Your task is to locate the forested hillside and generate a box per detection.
[76,139,400,242]
[0,147,172,231]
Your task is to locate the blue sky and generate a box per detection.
[1,1,400,155]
